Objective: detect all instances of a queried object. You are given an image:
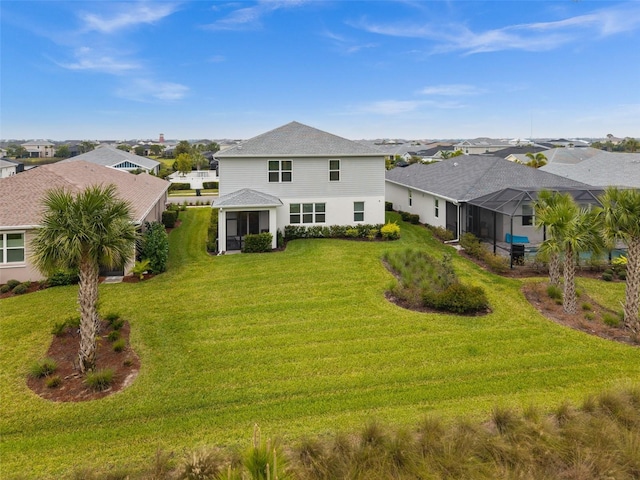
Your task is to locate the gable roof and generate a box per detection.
[385,156,589,203]
[213,188,283,208]
[215,121,383,158]
[60,145,160,170]
[0,160,169,228]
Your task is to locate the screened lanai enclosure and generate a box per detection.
[463,187,605,266]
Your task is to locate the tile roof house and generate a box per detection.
[212,121,386,252]
[385,156,600,249]
[21,140,56,158]
[0,161,169,283]
[60,145,161,175]
[0,159,24,178]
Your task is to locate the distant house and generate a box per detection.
[385,156,600,247]
[212,121,386,252]
[60,145,160,175]
[454,138,516,155]
[0,159,23,178]
[0,161,169,283]
[21,140,55,158]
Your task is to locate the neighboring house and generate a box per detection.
[385,156,600,248]
[60,145,161,175]
[0,161,169,283]
[212,121,386,252]
[540,150,640,188]
[0,159,24,178]
[21,140,56,158]
[454,138,516,155]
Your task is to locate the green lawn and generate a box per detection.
[1,209,639,478]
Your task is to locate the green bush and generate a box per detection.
[602,272,614,282]
[130,259,151,279]
[46,269,79,287]
[547,284,563,300]
[107,330,121,342]
[484,253,509,273]
[242,232,273,253]
[12,283,28,295]
[617,270,626,281]
[85,369,114,391]
[385,201,393,211]
[111,318,125,331]
[6,279,20,289]
[45,375,62,389]
[460,233,485,259]
[427,225,455,242]
[202,181,219,189]
[168,182,190,191]
[603,312,620,327]
[381,222,400,240]
[161,210,178,228]
[207,208,219,252]
[51,321,68,337]
[29,358,57,378]
[345,228,360,238]
[581,303,592,311]
[112,339,126,352]
[584,312,595,321]
[141,221,169,273]
[104,312,120,324]
[423,283,489,314]
[0,284,10,294]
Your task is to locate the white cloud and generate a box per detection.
[321,29,377,54]
[420,84,484,96]
[204,0,309,31]
[358,100,425,115]
[79,2,180,34]
[115,78,189,102]
[56,47,138,74]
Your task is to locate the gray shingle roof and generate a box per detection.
[540,151,640,188]
[385,156,589,202]
[60,145,160,170]
[215,121,383,157]
[213,188,283,208]
[0,161,169,228]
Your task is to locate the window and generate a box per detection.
[408,190,412,207]
[0,232,25,264]
[522,204,533,226]
[290,203,325,224]
[329,159,340,181]
[354,201,364,222]
[434,199,439,218]
[268,160,292,182]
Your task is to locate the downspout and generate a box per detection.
[509,216,514,269]
[493,211,497,254]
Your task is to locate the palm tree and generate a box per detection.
[525,152,548,168]
[599,187,640,334]
[31,185,137,372]
[540,193,603,314]
[534,190,567,287]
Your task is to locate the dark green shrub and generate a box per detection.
[141,221,169,273]
[277,229,284,248]
[6,279,20,289]
[51,321,68,336]
[617,270,626,281]
[603,312,620,327]
[547,284,563,300]
[107,330,121,342]
[202,181,219,189]
[104,312,120,324]
[12,283,28,295]
[423,283,489,314]
[329,225,348,238]
[111,318,125,331]
[242,233,273,253]
[385,201,393,211]
[29,358,57,378]
[168,182,190,191]
[46,269,79,287]
[112,339,126,352]
[345,228,360,238]
[85,368,114,391]
[582,303,592,311]
[161,210,178,228]
[0,284,10,294]
[602,271,614,282]
[207,208,218,252]
[428,225,455,242]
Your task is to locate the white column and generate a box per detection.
[217,208,226,253]
[268,207,278,248]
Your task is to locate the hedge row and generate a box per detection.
[242,232,273,253]
[283,223,400,241]
[207,208,218,252]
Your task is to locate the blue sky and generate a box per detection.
[1,1,639,141]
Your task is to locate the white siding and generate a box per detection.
[277,196,385,230]
[385,182,447,229]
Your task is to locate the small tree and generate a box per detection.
[175,140,192,157]
[116,144,131,152]
[54,144,71,158]
[176,153,193,176]
[140,222,169,273]
[525,152,548,168]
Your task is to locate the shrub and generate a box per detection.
[178,448,224,480]
[0,284,10,294]
[547,284,563,300]
[12,283,28,295]
[329,225,348,238]
[242,233,273,253]
[51,321,68,337]
[85,369,114,391]
[141,222,169,273]
[603,312,620,327]
[424,282,489,314]
[161,210,178,228]
[581,303,592,311]
[45,375,62,388]
[460,233,484,259]
[367,228,379,241]
[112,339,126,352]
[207,208,218,252]
[345,228,360,238]
[385,201,393,211]
[29,358,57,378]
[111,318,125,331]
[168,182,190,191]
[484,253,509,273]
[107,330,121,342]
[202,181,219,189]
[46,269,79,287]
[6,279,20,289]
[130,259,151,280]
[617,270,626,281]
[428,225,455,242]
[584,312,595,321]
[104,312,120,324]
[602,271,614,282]
[381,222,400,240]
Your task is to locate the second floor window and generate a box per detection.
[329,159,340,181]
[268,160,292,182]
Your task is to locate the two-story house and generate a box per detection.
[212,122,386,252]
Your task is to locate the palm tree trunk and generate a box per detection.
[549,252,560,287]
[78,258,99,373]
[624,238,640,334]
[563,247,577,314]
